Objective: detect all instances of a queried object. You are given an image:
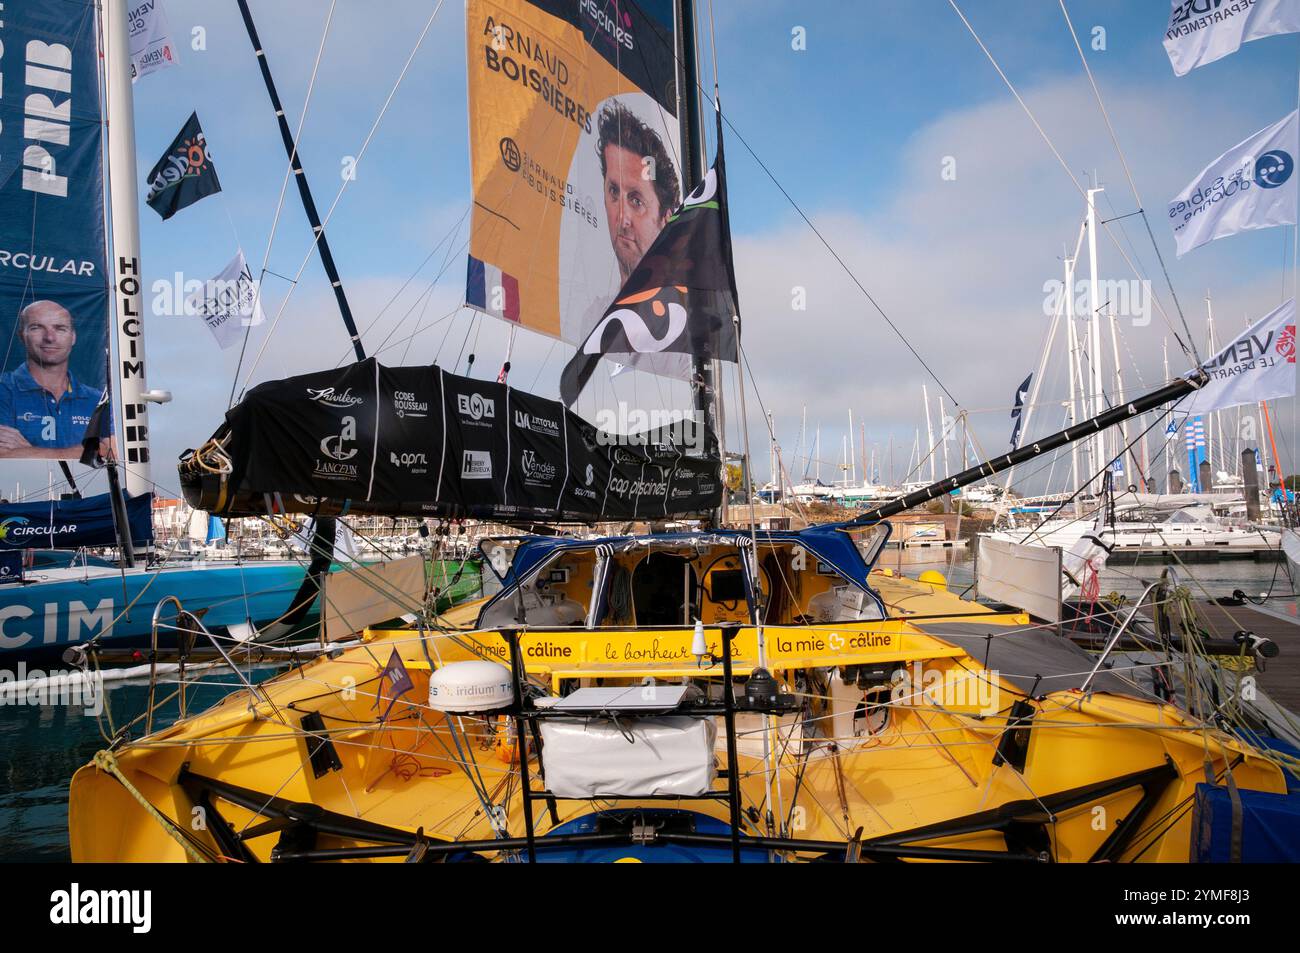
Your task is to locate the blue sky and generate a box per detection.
[8,0,1300,498]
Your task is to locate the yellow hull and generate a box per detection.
[69,573,1290,863]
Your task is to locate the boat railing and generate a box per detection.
[1079,579,1168,695]
[147,595,283,733]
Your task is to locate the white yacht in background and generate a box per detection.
[985,494,1281,561]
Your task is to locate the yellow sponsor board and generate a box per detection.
[466,0,682,343]
[423,623,966,676]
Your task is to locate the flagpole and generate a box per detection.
[104,0,154,495]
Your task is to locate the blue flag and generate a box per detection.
[373,648,414,721]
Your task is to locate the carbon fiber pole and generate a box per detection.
[235,0,365,361]
[852,373,1206,524]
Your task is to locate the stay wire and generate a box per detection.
[1057,0,1201,368]
[947,0,1198,366]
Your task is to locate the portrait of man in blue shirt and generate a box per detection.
[0,300,114,460]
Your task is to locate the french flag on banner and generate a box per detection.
[466,255,520,322]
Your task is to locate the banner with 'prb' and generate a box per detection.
[0,1,111,460]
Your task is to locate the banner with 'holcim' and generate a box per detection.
[0,1,111,460]
[188,359,720,521]
[465,0,681,348]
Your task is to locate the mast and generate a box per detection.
[235,0,365,361]
[1004,278,1062,493]
[938,395,950,478]
[674,1,718,446]
[848,409,856,485]
[767,410,776,488]
[1086,186,1106,493]
[922,384,936,482]
[795,405,806,478]
[105,0,154,495]
[860,423,867,484]
[1106,302,1134,484]
[814,424,820,482]
[1163,339,1174,489]
[1204,298,1222,481]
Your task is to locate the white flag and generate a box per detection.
[128,0,180,83]
[1168,110,1298,257]
[1164,0,1300,76]
[187,251,265,350]
[1179,298,1296,415]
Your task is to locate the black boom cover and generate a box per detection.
[183,359,721,521]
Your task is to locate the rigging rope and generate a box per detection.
[236,0,449,400]
[1056,0,1201,368]
[947,0,1199,366]
[229,0,340,409]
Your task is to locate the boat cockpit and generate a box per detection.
[475,524,891,631]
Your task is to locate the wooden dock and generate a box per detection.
[1187,599,1300,710]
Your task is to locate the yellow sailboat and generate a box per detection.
[65,0,1300,864]
[69,525,1296,862]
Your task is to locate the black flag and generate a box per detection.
[80,351,114,467]
[1009,372,1032,448]
[78,393,113,467]
[561,111,739,407]
[145,112,222,220]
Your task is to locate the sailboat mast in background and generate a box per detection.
[1085,185,1106,493]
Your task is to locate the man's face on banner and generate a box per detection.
[20,302,76,370]
[602,143,668,279]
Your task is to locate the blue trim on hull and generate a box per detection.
[0,562,317,660]
[530,809,770,863]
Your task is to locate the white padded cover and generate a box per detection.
[539,716,717,798]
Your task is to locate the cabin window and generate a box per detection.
[630,552,698,626]
[477,549,594,628]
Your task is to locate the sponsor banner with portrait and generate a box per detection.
[0,2,112,460]
[465,0,681,347]
[201,359,719,520]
